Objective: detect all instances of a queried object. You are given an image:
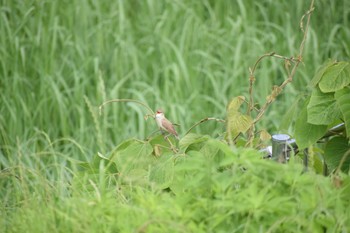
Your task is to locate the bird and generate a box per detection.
[155,109,179,139]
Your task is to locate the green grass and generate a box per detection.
[1,0,350,150]
[1,0,350,232]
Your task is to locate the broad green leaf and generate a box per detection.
[307,87,340,125]
[226,96,253,138]
[319,61,350,93]
[123,168,149,185]
[110,139,154,174]
[113,138,136,152]
[200,139,220,158]
[309,60,336,87]
[294,99,328,149]
[209,139,235,157]
[199,139,236,167]
[170,151,211,194]
[149,156,174,189]
[179,133,209,151]
[324,136,350,173]
[226,112,253,138]
[149,134,175,156]
[335,87,350,137]
[279,97,300,131]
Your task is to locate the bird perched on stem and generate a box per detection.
[155,109,179,139]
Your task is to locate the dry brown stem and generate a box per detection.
[246,0,315,146]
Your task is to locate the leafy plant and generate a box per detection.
[69,133,350,233]
[294,61,350,174]
[225,0,316,147]
[2,0,350,232]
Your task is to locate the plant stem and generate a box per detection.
[246,0,315,145]
[185,117,225,136]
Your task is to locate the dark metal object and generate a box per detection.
[319,123,345,141]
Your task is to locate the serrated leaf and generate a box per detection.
[319,61,350,93]
[226,113,253,138]
[226,96,252,138]
[324,136,350,173]
[335,87,350,137]
[309,60,337,87]
[294,98,328,149]
[307,87,340,125]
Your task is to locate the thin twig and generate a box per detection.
[247,52,297,115]
[185,117,225,136]
[164,135,178,153]
[246,0,315,145]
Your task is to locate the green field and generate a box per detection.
[1,0,350,232]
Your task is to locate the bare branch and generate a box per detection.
[246,0,315,145]
[185,117,225,136]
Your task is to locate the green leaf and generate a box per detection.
[227,114,253,138]
[199,139,220,158]
[279,97,300,131]
[170,150,211,194]
[227,113,253,137]
[149,134,175,156]
[324,136,350,173]
[199,139,236,167]
[309,60,337,87]
[149,156,174,189]
[313,153,325,175]
[225,96,253,139]
[179,133,210,152]
[335,87,350,137]
[307,147,325,174]
[259,129,271,141]
[110,139,154,174]
[294,99,328,149]
[226,96,245,111]
[307,87,340,125]
[210,139,235,157]
[319,61,350,93]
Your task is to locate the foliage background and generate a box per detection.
[1,0,350,232]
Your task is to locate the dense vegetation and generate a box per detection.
[1,0,350,232]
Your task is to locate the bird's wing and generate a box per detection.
[161,118,178,136]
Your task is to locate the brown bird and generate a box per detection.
[155,109,179,139]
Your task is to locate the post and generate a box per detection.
[271,134,290,163]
